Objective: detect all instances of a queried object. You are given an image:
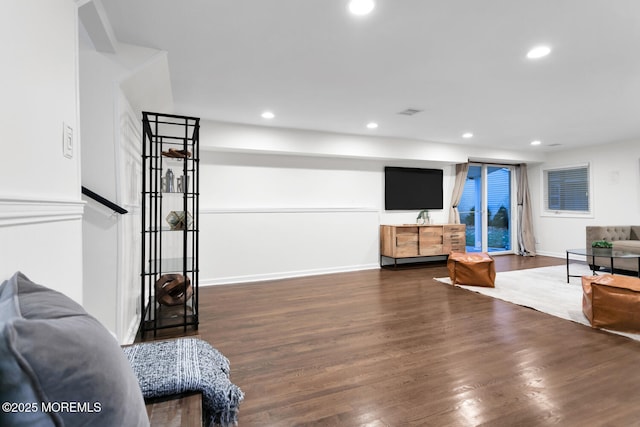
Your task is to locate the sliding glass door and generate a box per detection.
[459,164,514,253]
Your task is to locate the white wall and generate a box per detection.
[530,139,640,257]
[200,152,386,284]
[78,18,172,342]
[0,0,83,301]
[197,121,546,285]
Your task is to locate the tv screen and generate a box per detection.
[385,167,443,210]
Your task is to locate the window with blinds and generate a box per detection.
[543,164,591,215]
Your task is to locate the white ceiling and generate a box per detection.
[100,0,640,152]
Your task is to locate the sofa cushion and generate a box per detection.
[0,287,51,427]
[0,272,149,427]
[614,240,640,253]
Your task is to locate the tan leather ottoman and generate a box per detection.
[447,252,496,287]
[582,274,640,333]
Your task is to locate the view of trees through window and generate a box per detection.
[459,166,512,252]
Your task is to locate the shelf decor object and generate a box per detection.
[140,112,200,337]
[154,274,193,306]
[166,211,193,231]
[416,209,431,225]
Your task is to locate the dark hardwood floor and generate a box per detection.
[160,255,640,426]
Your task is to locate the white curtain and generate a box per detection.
[449,163,469,224]
[516,164,536,256]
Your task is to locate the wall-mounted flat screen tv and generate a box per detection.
[384,166,444,210]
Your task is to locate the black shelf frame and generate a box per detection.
[140,112,200,338]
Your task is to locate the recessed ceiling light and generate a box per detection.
[261,111,275,119]
[366,122,378,129]
[462,132,473,139]
[527,45,551,59]
[530,140,542,146]
[348,0,375,16]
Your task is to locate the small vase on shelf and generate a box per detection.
[165,168,175,192]
[417,210,431,225]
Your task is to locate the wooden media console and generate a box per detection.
[380,224,466,267]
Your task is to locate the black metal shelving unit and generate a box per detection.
[140,112,200,338]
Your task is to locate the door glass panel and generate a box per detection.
[459,165,512,253]
[487,166,511,252]
[460,165,482,252]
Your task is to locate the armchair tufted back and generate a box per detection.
[586,226,640,247]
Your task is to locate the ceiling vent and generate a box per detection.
[397,108,423,116]
[548,143,562,147]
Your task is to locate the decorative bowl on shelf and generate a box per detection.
[155,274,193,306]
[166,211,193,230]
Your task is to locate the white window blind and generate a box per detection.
[544,165,590,214]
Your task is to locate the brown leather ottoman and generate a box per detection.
[582,274,640,333]
[447,252,496,287]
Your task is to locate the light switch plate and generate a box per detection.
[63,123,73,159]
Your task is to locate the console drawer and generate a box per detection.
[395,234,418,257]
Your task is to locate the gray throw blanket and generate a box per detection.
[123,338,244,427]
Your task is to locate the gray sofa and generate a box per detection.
[586,226,640,272]
[0,272,149,427]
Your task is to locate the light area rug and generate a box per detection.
[435,263,640,341]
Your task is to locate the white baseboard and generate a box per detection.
[536,250,572,260]
[200,263,380,286]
